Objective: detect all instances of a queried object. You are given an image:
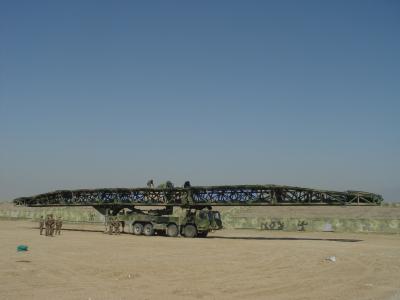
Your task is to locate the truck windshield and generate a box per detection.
[208,211,221,220]
[199,211,208,219]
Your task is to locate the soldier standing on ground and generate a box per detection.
[104,215,110,233]
[55,217,63,235]
[114,218,121,235]
[108,216,114,235]
[45,215,51,236]
[39,216,45,235]
[121,221,125,233]
[49,215,55,236]
[39,216,44,235]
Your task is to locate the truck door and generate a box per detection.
[209,211,222,230]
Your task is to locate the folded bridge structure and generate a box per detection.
[13,185,383,209]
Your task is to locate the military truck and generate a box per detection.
[118,207,222,238]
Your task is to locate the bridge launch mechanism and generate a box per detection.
[14,184,383,238]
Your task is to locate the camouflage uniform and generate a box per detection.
[39,217,45,235]
[114,219,121,235]
[147,179,154,188]
[48,216,55,236]
[108,217,120,235]
[55,217,63,235]
[121,221,125,233]
[45,216,51,236]
[104,216,110,233]
[108,217,114,235]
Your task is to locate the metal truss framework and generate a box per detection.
[13,185,383,208]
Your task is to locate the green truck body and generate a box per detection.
[115,207,222,238]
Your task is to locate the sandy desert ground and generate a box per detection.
[1,220,399,300]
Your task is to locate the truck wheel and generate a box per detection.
[143,223,154,236]
[183,225,197,238]
[167,224,179,237]
[132,223,144,235]
[198,231,208,238]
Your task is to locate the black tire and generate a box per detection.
[198,231,208,238]
[143,223,154,236]
[166,224,179,237]
[183,224,197,238]
[132,223,143,235]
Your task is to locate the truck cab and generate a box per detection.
[182,208,223,237]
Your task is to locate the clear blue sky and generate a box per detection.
[0,1,399,201]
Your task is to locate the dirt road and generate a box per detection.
[0,220,399,300]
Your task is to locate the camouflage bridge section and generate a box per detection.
[13,185,383,208]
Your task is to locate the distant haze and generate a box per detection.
[1,1,399,202]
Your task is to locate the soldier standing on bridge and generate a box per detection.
[39,216,45,235]
[147,179,154,188]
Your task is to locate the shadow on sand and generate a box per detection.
[207,236,362,242]
[28,226,105,233]
[28,227,363,242]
